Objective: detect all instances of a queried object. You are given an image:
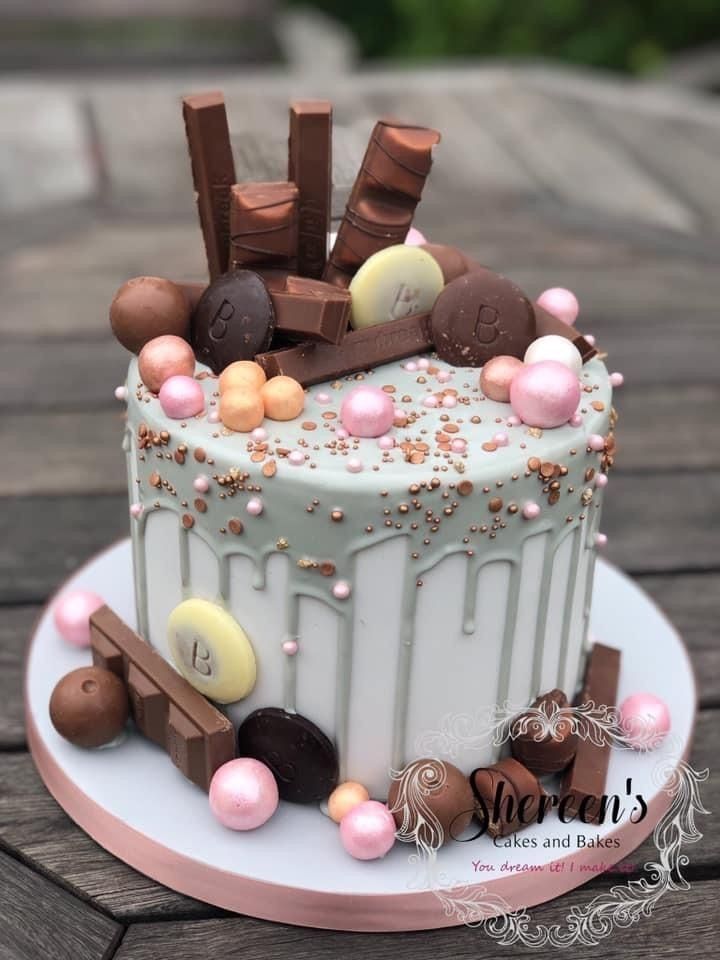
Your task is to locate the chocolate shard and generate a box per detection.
[182,92,236,281]
[323,120,441,287]
[271,277,351,345]
[89,605,235,792]
[560,643,621,823]
[470,757,546,838]
[534,303,597,363]
[511,688,578,776]
[255,311,433,386]
[289,101,332,279]
[229,181,299,270]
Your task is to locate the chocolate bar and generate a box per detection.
[89,605,235,791]
[255,311,433,386]
[323,121,441,287]
[534,303,597,363]
[288,101,332,279]
[183,92,236,280]
[229,181,299,270]
[560,643,621,822]
[272,277,350,344]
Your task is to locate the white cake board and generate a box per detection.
[26,539,696,932]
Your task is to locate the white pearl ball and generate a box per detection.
[524,335,582,375]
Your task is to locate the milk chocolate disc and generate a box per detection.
[191,270,275,373]
[236,707,338,803]
[431,268,535,366]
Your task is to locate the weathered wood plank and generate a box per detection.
[0,606,35,749]
[0,848,122,960]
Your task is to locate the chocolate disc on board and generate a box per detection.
[236,707,338,803]
[191,270,276,373]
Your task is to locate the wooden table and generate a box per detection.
[1,64,718,958]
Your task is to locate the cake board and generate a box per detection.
[25,538,696,933]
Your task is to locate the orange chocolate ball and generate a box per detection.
[138,335,196,393]
[480,355,525,403]
[110,276,190,354]
[387,758,474,846]
[50,666,129,748]
[219,360,267,394]
[328,781,370,823]
[260,376,305,421]
[220,387,265,432]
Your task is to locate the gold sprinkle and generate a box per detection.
[276,537,289,550]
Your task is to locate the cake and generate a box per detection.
[49,93,624,856]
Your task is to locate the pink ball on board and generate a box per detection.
[536,287,579,326]
[479,355,524,403]
[404,226,427,246]
[158,375,204,420]
[340,800,396,860]
[53,590,105,648]
[509,361,581,429]
[341,386,395,438]
[619,693,671,751]
[209,758,279,831]
[138,335,195,393]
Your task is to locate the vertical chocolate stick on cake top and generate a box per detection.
[229,181,299,270]
[323,121,441,288]
[183,92,236,281]
[288,101,332,279]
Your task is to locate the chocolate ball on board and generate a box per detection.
[431,268,536,367]
[510,688,578,775]
[110,277,190,354]
[49,666,129,748]
[387,757,474,846]
[191,270,276,374]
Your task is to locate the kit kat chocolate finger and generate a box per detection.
[289,101,332,279]
[229,181,299,270]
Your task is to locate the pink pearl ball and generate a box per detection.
[619,693,671,750]
[595,532,608,549]
[450,438,466,453]
[114,385,128,402]
[610,371,625,388]
[436,370,452,384]
[346,458,363,473]
[282,639,298,656]
[251,427,268,442]
[53,590,105,648]
[193,475,210,493]
[340,800,396,860]
[341,386,395,438]
[510,361,581,429]
[537,287,579,326]
[523,502,541,520]
[246,497,263,516]
[315,392,331,405]
[405,361,418,372]
[569,413,583,427]
[404,226,427,246]
[588,434,606,451]
[129,502,143,519]
[208,409,220,423]
[480,355,524,402]
[423,395,438,408]
[595,473,609,489]
[416,357,430,371]
[493,432,509,447]
[333,580,351,600]
[335,427,349,441]
[158,375,204,420]
[377,435,395,450]
[138,335,195,393]
[209,758,279,831]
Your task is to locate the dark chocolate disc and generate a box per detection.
[191,269,275,373]
[236,707,338,803]
[430,268,535,367]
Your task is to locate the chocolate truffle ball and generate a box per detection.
[110,276,191,354]
[387,758,474,846]
[49,666,129,748]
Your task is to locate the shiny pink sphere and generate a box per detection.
[619,693,671,751]
[53,590,105,647]
[510,360,581,429]
[158,375,205,420]
[138,335,195,393]
[340,386,395,438]
[537,287,579,326]
[480,355,524,403]
[340,800,396,860]
[209,758,279,831]
[404,226,427,246]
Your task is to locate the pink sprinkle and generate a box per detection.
[193,475,210,493]
[493,432,509,447]
[208,409,221,424]
[436,370,452,384]
[523,502,541,520]
[450,438,466,453]
[595,533,608,549]
[377,435,395,450]
[114,385,128,402]
[569,413,583,427]
[129,502,143,519]
[585,334,596,346]
[404,226,427,246]
[333,581,351,600]
[288,450,305,466]
[246,497,263,516]
[595,473,609,489]
[405,361,418,372]
[417,357,430,371]
[315,392,332,405]
[423,395,439,408]
[335,427,349,440]
[282,639,298,656]
[610,371,624,388]
[588,434,605,452]
[346,458,363,473]
[251,427,267,442]
[442,395,457,408]
[506,415,521,427]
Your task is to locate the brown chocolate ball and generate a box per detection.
[421,243,484,285]
[49,666,129,748]
[387,758,474,846]
[110,276,191,354]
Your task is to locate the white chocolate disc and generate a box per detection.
[348,245,444,330]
